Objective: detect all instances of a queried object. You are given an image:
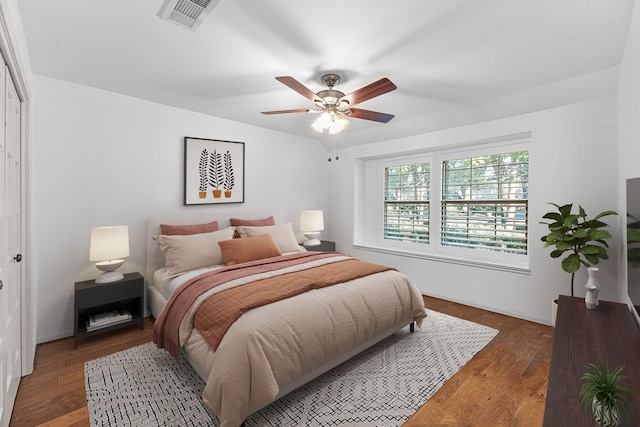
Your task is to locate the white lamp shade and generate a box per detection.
[311,112,349,134]
[90,226,130,261]
[311,112,331,133]
[329,114,349,134]
[300,210,324,232]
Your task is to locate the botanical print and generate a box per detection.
[184,137,244,205]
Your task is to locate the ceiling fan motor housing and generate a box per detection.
[316,89,346,107]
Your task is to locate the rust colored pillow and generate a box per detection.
[229,216,276,227]
[229,216,275,238]
[160,220,219,236]
[218,234,282,266]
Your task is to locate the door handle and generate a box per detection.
[0,280,3,290]
[14,254,22,262]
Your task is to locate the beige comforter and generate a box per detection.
[156,253,427,427]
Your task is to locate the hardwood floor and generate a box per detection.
[405,297,553,427]
[9,296,553,426]
[10,319,154,427]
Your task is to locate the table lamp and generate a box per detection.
[300,210,324,246]
[89,225,130,283]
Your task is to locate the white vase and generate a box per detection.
[585,285,598,309]
[586,267,600,306]
[592,397,620,427]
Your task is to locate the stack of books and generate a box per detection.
[85,309,132,331]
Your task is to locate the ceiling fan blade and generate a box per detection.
[341,78,397,106]
[349,108,395,123]
[275,76,322,104]
[261,108,311,115]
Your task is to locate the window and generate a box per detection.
[356,134,530,270]
[440,151,528,255]
[384,161,430,244]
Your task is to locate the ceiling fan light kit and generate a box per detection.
[311,111,349,134]
[262,73,397,135]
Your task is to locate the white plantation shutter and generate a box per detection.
[384,161,431,244]
[440,151,529,254]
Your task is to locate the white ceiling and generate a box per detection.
[17,0,634,148]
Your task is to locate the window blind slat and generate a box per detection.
[441,151,528,254]
[384,162,430,244]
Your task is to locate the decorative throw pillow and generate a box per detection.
[229,216,276,227]
[160,220,219,235]
[155,227,234,278]
[236,223,302,253]
[229,216,276,238]
[218,234,282,266]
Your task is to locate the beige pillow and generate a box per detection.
[237,223,302,253]
[155,227,234,278]
[219,234,282,266]
[229,216,275,238]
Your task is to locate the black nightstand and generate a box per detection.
[74,272,145,349]
[304,240,336,252]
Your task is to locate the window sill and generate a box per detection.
[353,243,531,275]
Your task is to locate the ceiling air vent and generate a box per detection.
[157,0,221,31]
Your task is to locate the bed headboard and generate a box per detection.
[146,209,282,286]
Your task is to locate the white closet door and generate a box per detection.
[0,62,22,427]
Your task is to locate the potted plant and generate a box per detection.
[540,203,617,297]
[223,150,234,198]
[198,149,208,198]
[209,150,223,198]
[580,359,631,426]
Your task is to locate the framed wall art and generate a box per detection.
[184,137,245,205]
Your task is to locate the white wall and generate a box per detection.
[618,1,640,315]
[32,75,329,343]
[619,2,640,181]
[328,97,619,325]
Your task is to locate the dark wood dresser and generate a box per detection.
[543,295,640,425]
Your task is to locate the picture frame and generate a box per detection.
[184,137,245,205]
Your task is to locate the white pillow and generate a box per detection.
[237,222,302,253]
[155,227,235,278]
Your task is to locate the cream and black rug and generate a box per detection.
[85,310,498,426]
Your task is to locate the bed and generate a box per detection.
[146,211,428,427]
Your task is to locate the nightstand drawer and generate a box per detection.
[77,280,142,308]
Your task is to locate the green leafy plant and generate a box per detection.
[540,203,617,296]
[580,359,631,426]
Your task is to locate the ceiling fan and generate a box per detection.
[261,74,397,134]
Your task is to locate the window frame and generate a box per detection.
[382,155,434,253]
[355,135,531,273]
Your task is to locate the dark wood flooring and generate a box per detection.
[9,296,553,426]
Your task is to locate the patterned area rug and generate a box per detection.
[85,310,498,426]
